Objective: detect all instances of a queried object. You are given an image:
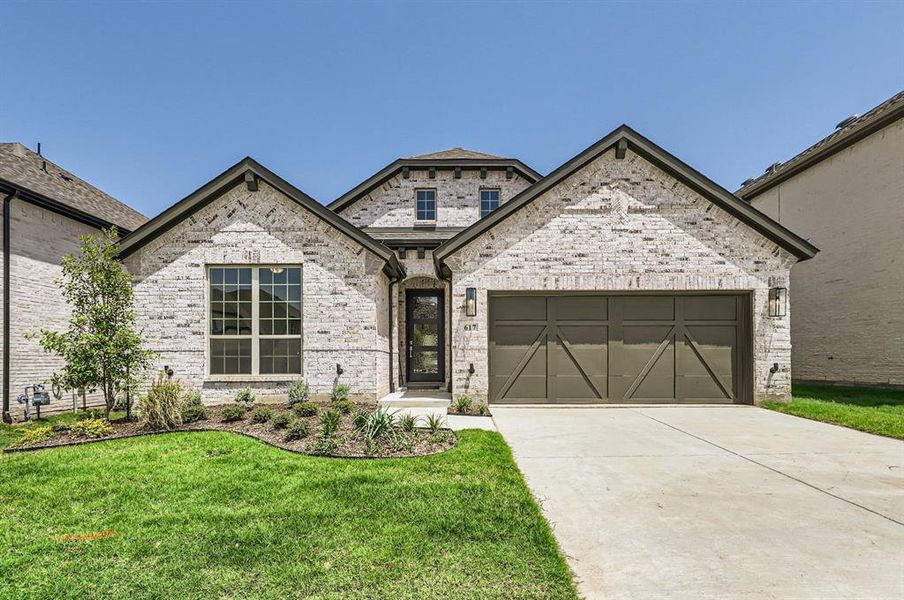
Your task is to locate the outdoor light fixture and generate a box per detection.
[270,267,284,274]
[466,288,477,317]
[768,287,787,318]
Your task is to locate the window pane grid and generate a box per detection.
[480,189,500,218]
[416,190,436,221]
[209,266,302,376]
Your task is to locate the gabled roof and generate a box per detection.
[327,153,542,213]
[0,142,147,232]
[434,125,819,269]
[118,157,402,278]
[737,90,904,199]
[407,147,507,160]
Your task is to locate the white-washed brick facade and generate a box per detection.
[123,180,390,404]
[3,198,107,417]
[339,168,532,228]
[443,148,796,405]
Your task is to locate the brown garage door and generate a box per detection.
[488,294,750,404]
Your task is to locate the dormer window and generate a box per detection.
[416,189,436,222]
[480,189,500,218]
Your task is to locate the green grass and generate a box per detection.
[0,418,576,600]
[764,384,904,439]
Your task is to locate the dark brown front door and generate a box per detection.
[406,290,445,383]
[489,294,750,404]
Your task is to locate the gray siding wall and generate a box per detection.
[444,148,797,405]
[338,168,532,228]
[751,120,904,387]
[124,180,390,404]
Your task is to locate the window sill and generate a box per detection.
[413,221,437,229]
[205,374,301,383]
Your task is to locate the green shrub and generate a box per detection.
[399,413,417,432]
[13,425,54,448]
[70,418,114,439]
[333,399,354,415]
[356,408,395,443]
[251,407,273,424]
[234,387,256,410]
[284,419,311,441]
[454,395,473,413]
[292,401,318,418]
[476,403,489,416]
[77,409,104,421]
[271,413,291,430]
[183,389,203,407]
[425,413,446,434]
[181,404,208,423]
[353,410,369,430]
[287,379,310,406]
[320,408,341,437]
[139,373,184,430]
[51,422,71,433]
[331,383,350,403]
[311,435,340,455]
[222,404,246,422]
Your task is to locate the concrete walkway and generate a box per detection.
[492,405,904,599]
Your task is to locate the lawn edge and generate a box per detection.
[761,403,904,441]
[4,425,459,459]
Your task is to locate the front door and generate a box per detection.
[406,290,445,383]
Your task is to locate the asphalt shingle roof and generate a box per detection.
[737,90,904,197]
[0,142,147,231]
[406,147,508,160]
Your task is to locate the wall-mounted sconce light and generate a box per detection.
[466,288,477,317]
[768,287,787,318]
[770,362,779,374]
[468,363,475,375]
[336,363,344,376]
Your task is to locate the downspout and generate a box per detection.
[3,190,18,423]
[387,275,399,393]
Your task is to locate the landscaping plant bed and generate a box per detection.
[5,402,457,458]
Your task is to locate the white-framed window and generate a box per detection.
[480,189,500,218]
[208,266,302,376]
[416,189,436,222]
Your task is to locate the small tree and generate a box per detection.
[34,228,153,419]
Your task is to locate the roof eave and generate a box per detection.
[327,158,542,213]
[434,125,818,267]
[738,100,904,199]
[117,158,403,278]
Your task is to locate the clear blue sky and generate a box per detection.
[2,1,902,218]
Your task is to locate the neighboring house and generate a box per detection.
[1,143,147,422]
[739,90,904,388]
[120,126,817,406]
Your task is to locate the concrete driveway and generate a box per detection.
[492,405,904,599]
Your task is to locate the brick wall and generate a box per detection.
[4,198,107,418]
[338,168,532,228]
[444,148,797,404]
[751,120,904,387]
[124,180,390,404]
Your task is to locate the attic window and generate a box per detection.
[416,189,436,222]
[480,189,500,218]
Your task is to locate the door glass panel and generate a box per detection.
[413,323,439,347]
[411,295,439,320]
[411,351,439,375]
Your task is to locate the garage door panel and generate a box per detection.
[489,294,748,404]
[552,296,607,321]
[622,296,674,321]
[682,296,737,321]
[493,296,546,321]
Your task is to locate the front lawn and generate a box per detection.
[0,423,576,599]
[764,384,904,439]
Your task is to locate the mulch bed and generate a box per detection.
[4,403,457,458]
